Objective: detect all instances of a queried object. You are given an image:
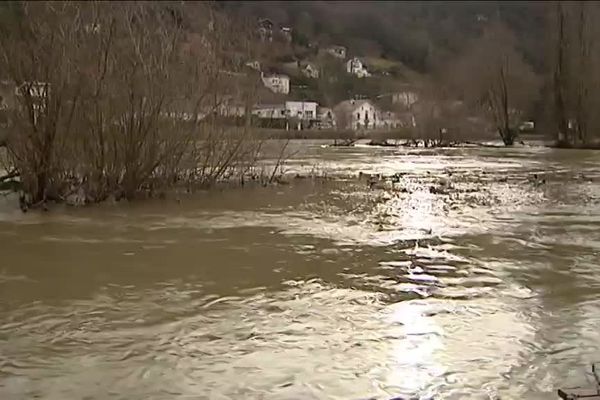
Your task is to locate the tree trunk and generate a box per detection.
[499,127,515,146]
[553,2,570,146]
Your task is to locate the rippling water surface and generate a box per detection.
[2,141,600,399]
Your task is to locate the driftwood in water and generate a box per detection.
[558,363,600,399]
[332,138,358,147]
[0,170,18,182]
[558,388,600,399]
[367,139,398,147]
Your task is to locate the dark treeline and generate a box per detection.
[219,1,548,74]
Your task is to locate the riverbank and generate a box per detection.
[253,127,411,140]
[0,135,595,212]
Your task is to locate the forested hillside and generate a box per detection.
[219,1,547,73]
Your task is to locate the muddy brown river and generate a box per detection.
[1,141,600,399]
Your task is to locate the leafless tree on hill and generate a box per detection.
[449,21,540,145]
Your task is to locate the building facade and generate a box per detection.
[285,101,318,120]
[325,45,347,59]
[334,99,379,130]
[261,73,290,94]
[252,104,286,119]
[346,58,371,78]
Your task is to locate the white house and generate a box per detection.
[257,18,274,42]
[285,101,318,120]
[261,73,290,94]
[299,62,319,79]
[279,26,293,42]
[84,22,101,34]
[245,60,261,71]
[15,81,49,98]
[325,45,346,59]
[346,57,370,78]
[333,99,379,130]
[252,101,318,121]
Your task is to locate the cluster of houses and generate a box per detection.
[256,50,374,96]
[254,17,376,96]
[251,98,404,131]
[258,18,292,43]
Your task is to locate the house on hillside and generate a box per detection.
[0,81,14,143]
[325,45,346,59]
[261,72,290,94]
[333,99,379,130]
[245,60,261,71]
[0,81,50,124]
[346,57,371,78]
[84,22,101,34]
[279,25,293,43]
[257,18,274,42]
[15,81,50,98]
[299,61,319,79]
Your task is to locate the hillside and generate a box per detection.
[220,1,547,74]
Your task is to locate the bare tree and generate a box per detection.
[0,1,265,207]
[549,1,600,147]
[449,21,540,145]
[551,1,570,146]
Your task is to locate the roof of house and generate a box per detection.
[262,69,289,78]
[253,103,285,110]
[258,18,273,28]
[300,61,318,69]
[285,100,318,106]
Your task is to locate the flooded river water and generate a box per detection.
[2,141,600,399]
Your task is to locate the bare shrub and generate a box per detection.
[0,1,264,206]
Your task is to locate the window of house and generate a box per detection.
[306,111,313,118]
[357,112,360,120]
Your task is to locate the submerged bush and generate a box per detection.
[0,1,266,206]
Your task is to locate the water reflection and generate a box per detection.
[2,143,600,399]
